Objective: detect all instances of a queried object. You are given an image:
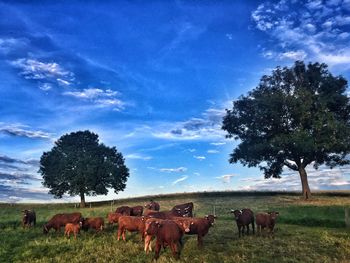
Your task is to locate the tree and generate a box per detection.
[39,130,129,207]
[222,61,350,199]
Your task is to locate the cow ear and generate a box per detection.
[205,215,208,219]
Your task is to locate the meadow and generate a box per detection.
[1,191,350,263]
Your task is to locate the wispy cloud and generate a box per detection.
[148,166,187,173]
[252,0,350,67]
[207,150,219,154]
[10,58,74,86]
[0,123,51,139]
[63,88,125,111]
[172,175,189,185]
[125,154,152,160]
[210,142,226,146]
[152,107,226,140]
[216,174,237,183]
[193,155,206,161]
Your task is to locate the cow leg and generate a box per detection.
[252,222,255,235]
[117,228,122,241]
[144,235,152,253]
[154,240,161,260]
[197,235,203,247]
[238,225,241,237]
[246,224,250,235]
[122,230,126,241]
[170,242,179,260]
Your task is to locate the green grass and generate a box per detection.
[1,192,350,263]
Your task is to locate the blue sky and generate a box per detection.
[1,0,350,203]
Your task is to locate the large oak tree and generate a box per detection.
[39,130,129,207]
[222,61,350,199]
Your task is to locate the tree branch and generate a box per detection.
[283,160,298,171]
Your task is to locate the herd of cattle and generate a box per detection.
[21,201,279,260]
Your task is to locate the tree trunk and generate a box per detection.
[298,166,311,200]
[80,192,86,208]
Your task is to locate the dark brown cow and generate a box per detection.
[143,210,180,219]
[117,216,146,241]
[43,213,82,234]
[107,212,123,225]
[231,208,255,237]
[171,202,194,217]
[186,215,217,247]
[22,209,36,228]
[115,206,132,215]
[145,219,183,260]
[81,217,104,232]
[255,212,279,236]
[131,206,143,216]
[144,200,160,211]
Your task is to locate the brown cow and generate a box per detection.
[43,213,82,234]
[144,200,160,211]
[186,215,217,247]
[231,208,255,237]
[115,206,132,215]
[81,217,104,232]
[171,202,194,217]
[22,209,36,228]
[144,217,191,254]
[131,206,143,216]
[117,216,146,241]
[107,212,123,225]
[64,223,81,239]
[145,219,183,260]
[255,212,279,236]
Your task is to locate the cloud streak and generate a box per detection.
[0,123,51,139]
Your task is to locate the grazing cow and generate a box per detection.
[131,206,143,216]
[64,223,81,239]
[231,208,255,237]
[145,219,183,260]
[171,202,194,217]
[117,216,146,241]
[107,212,123,225]
[186,215,217,247]
[115,206,132,215]
[22,209,36,228]
[81,217,104,232]
[43,213,82,234]
[255,212,279,236]
[144,200,160,211]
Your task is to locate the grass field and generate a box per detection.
[1,191,350,263]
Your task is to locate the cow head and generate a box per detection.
[43,224,49,234]
[179,220,192,233]
[145,219,160,235]
[205,215,217,226]
[230,209,242,220]
[268,211,279,220]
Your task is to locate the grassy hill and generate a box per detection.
[1,191,350,263]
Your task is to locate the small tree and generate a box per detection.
[222,61,350,199]
[39,130,129,207]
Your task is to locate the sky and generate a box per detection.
[1,0,350,203]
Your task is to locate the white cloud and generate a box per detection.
[252,0,350,67]
[63,88,125,111]
[10,58,74,85]
[172,175,189,185]
[125,154,152,160]
[207,150,219,154]
[210,142,226,146]
[148,166,187,173]
[216,174,237,183]
[193,155,206,161]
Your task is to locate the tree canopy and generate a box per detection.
[39,130,129,207]
[222,61,350,199]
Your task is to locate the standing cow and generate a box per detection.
[231,208,255,237]
[255,211,279,236]
[171,202,194,217]
[145,200,160,211]
[22,209,36,228]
